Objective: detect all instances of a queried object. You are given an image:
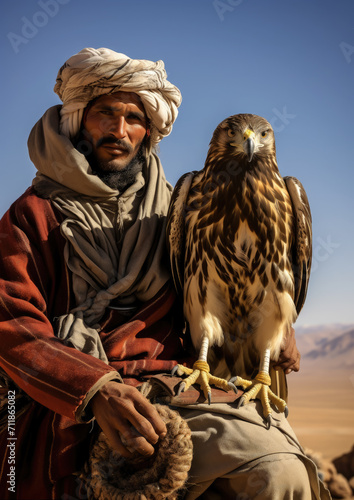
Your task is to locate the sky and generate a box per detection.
[1,0,353,328]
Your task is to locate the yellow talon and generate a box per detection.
[172,364,194,377]
[208,375,233,392]
[260,384,272,418]
[267,389,287,413]
[235,372,288,423]
[254,372,271,386]
[193,360,210,372]
[172,361,235,403]
[183,369,201,391]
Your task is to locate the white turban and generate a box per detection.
[54,47,182,148]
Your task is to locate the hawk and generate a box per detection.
[167,114,312,426]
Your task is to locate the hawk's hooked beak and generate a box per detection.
[243,129,255,162]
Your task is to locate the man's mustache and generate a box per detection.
[96,136,132,153]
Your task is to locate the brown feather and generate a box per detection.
[167,114,312,379]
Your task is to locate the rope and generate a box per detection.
[192,360,210,372]
[80,404,193,499]
[254,372,271,386]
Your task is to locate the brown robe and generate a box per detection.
[0,188,187,499]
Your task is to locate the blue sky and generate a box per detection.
[1,0,353,327]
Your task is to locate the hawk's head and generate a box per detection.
[208,114,276,164]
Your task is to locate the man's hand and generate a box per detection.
[90,381,167,458]
[273,327,301,374]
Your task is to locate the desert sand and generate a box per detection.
[288,366,354,460]
[287,325,354,462]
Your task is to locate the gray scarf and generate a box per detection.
[28,106,172,362]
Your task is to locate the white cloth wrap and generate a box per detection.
[54,47,182,147]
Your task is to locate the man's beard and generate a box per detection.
[90,143,146,191]
[75,133,146,192]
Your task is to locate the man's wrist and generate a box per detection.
[75,371,123,423]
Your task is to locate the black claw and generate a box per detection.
[236,396,245,409]
[265,415,272,430]
[208,392,211,405]
[171,365,179,377]
[177,382,185,396]
[228,382,238,394]
[284,406,289,418]
[229,376,237,385]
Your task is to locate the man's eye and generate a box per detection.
[128,113,142,121]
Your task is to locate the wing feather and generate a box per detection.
[284,176,312,314]
[166,172,196,298]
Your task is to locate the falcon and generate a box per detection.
[167,114,312,426]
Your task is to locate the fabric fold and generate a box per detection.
[54,47,182,148]
[28,106,172,361]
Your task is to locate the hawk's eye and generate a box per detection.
[261,130,268,138]
[228,129,235,138]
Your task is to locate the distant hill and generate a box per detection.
[294,324,354,369]
[304,328,354,367]
[295,323,354,357]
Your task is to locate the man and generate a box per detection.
[0,48,329,499]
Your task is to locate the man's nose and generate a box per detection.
[107,116,126,138]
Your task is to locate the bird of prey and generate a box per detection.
[167,114,312,426]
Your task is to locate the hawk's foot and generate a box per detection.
[231,372,288,428]
[172,361,237,404]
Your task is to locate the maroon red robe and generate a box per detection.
[0,188,188,499]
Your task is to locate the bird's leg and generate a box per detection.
[172,335,237,404]
[232,347,288,428]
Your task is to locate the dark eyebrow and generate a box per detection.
[93,103,122,112]
[93,103,145,120]
[92,102,145,118]
[127,110,146,120]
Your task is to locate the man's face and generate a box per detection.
[82,91,148,172]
